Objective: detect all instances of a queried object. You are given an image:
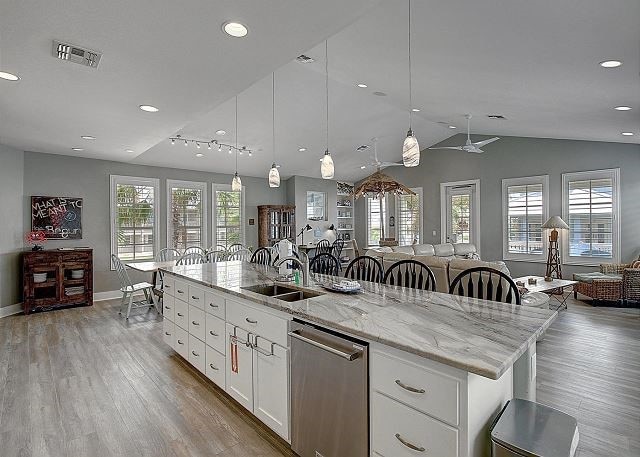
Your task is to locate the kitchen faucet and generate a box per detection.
[275,251,310,287]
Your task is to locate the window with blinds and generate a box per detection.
[110,176,159,261]
[502,176,548,261]
[213,185,244,248]
[167,180,207,250]
[366,196,386,247]
[564,169,619,263]
[396,189,422,245]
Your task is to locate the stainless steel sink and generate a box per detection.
[241,284,324,302]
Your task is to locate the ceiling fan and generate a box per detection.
[429,114,499,154]
[364,137,403,170]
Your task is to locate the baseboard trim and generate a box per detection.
[0,303,23,319]
[94,290,144,302]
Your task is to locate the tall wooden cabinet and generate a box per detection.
[257,205,296,247]
[22,249,93,314]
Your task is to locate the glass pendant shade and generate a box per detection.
[268,163,280,188]
[321,150,334,179]
[402,129,420,167]
[231,172,242,191]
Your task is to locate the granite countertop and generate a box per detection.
[161,261,557,380]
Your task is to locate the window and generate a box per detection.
[563,169,620,265]
[167,180,207,250]
[502,176,548,261]
[366,196,386,247]
[396,188,422,245]
[213,184,244,249]
[306,191,327,221]
[110,175,160,262]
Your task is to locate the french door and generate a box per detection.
[441,180,480,251]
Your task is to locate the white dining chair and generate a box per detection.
[111,254,160,320]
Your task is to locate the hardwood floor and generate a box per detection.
[0,296,637,457]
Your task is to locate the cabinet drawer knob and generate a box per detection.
[395,433,425,452]
[395,379,426,394]
[191,321,200,326]
[245,317,258,324]
[165,285,171,289]
[191,295,199,300]
[164,305,171,310]
[164,332,171,336]
[177,339,184,345]
[191,351,200,357]
[209,331,219,337]
[177,312,184,317]
[209,364,219,371]
[177,289,184,294]
[209,303,219,308]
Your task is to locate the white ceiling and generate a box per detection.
[1,0,638,181]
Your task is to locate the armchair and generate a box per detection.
[604,259,640,303]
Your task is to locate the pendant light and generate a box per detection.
[320,40,334,179]
[402,0,420,167]
[231,96,242,191]
[268,72,281,187]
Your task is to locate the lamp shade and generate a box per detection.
[402,129,420,167]
[231,172,242,192]
[303,224,312,231]
[268,163,280,188]
[321,150,334,179]
[542,215,569,230]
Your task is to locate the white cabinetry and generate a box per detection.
[225,324,255,410]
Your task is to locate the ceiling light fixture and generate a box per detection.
[139,104,159,112]
[600,60,622,68]
[449,125,457,129]
[215,129,226,136]
[360,165,366,169]
[621,132,634,136]
[356,83,368,88]
[223,22,248,38]
[0,71,20,81]
[196,153,204,158]
[268,72,281,188]
[169,135,252,155]
[373,91,387,96]
[71,148,84,151]
[298,147,306,152]
[196,142,201,149]
[125,149,134,153]
[184,139,188,146]
[402,0,419,168]
[614,106,632,111]
[320,40,334,179]
[231,96,242,191]
[412,108,420,112]
[81,135,96,140]
[171,138,176,145]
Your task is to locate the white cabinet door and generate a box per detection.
[252,336,290,442]
[225,323,254,411]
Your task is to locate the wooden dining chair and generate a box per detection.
[183,246,207,257]
[156,248,181,262]
[228,249,251,261]
[344,256,384,283]
[310,252,340,276]
[383,259,437,291]
[449,267,521,305]
[250,247,272,266]
[176,252,206,265]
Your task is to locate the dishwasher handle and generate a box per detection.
[288,329,362,361]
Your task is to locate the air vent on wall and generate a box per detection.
[52,40,102,68]
[296,54,315,63]
[356,145,370,151]
[487,114,506,119]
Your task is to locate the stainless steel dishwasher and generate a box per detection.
[289,320,369,457]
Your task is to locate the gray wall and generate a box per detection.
[286,175,339,244]
[22,151,288,293]
[0,144,24,308]
[355,135,640,278]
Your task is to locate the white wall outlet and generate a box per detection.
[432,230,437,237]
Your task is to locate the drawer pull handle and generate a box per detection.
[177,312,184,317]
[245,318,258,324]
[191,351,200,357]
[209,364,219,371]
[209,303,219,308]
[177,339,184,345]
[209,331,219,337]
[164,332,171,336]
[177,289,184,294]
[164,305,171,310]
[395,379,426,394]
[191,321,200,326]
[165,285,171,289]
[395,433,425,452]
[191,295,199,300]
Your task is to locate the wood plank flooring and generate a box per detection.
[0,296,637,457]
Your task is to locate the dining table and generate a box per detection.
[125,260,177,305]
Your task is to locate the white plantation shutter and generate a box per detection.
[167,180,207,250]
[213,184,245,248]
[367,196,386,247]
[396,188,422,245]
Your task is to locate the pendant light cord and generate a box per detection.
[235,96,238,172]
[408,0,413,129]
[272,72,276,164]
[325,39,329,153]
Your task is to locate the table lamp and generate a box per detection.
[541,215,569,279]
[297,224,312,245]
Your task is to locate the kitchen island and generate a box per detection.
[159,261,557,457]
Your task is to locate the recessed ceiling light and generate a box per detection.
[360,165,366,169]
[215,129,226,136]
[373,91,387,97]
[614,106,632,111]
[125,149,135,153]
[621,132,634,136]
[71,148,84,151]
[81,135,96,140]
[298,147,307,152]
[356,83,368,88]
[412,108,420,112]
[223,22,248,38]
[195,153,204,158]
[448,125,457,129]
[139,104,159,112]
[600,60,622,68]
[0,71,20,81]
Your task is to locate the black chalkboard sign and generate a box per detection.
[31,196,83,239]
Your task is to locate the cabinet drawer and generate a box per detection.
[163,276,175,296]
[206,313,226,355]
[372,350,459,426]
[372,392,458,457]
[189,334,206,374]
[205,290,226,319]
[174,279,188,301]
[205,345,225,389]
[174,299,189,331]
[188,283,205,310]
[226,299,289,347]
[189,305,206,341]
[162,319,174,347]
[174,326,189,359]
[162,294,175,322]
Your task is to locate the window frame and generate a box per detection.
[166,179,208,251]
[110,175,160,265]
[395,187,423,245]
[501,175,549,262]
[562,168,620,266]
[212,183,245,249]
[366,195,387,248]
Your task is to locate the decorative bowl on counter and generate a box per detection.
[33,273,47,283]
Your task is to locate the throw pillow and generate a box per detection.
[465,252,480,260]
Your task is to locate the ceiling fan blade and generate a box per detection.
[379,162,403,167]
[467,148,484,154]
[472,137,500,148]
[428,146,465,151]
